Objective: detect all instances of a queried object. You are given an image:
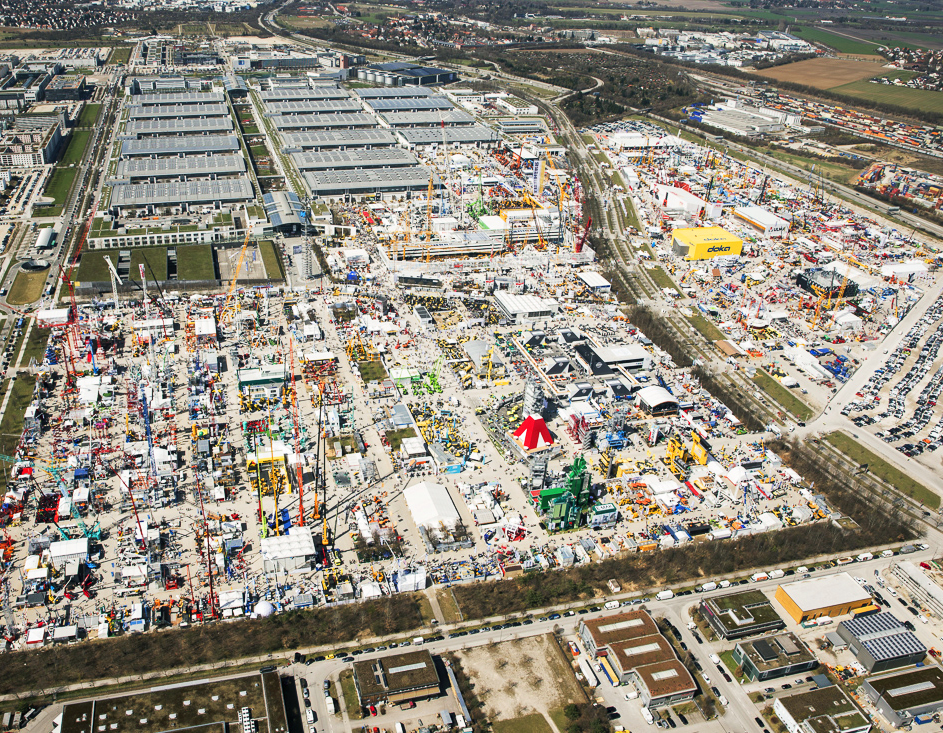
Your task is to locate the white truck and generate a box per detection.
[656,590,674,601]
[605,600,620,610]
[324,695,336,714]
[699,582,717,592]
[768,569,785,579]
[641,708,654,725]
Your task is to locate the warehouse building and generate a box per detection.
[732,633,818,681]
[396,125,498,150]
[260,531,317,573]
[130,91,225,106]
[862,666,943,728]
[494,292,558,325]
[775,573,873,623]
[126,117,233,137]
[121,134,240,157]
[358,62,457,86]
[734,206,789,238]
[379,109,475,128]
[264,99,362,116]
[303,167,438,201]
[272,113,376,131]
[636,386,679,416]
[892,562,943,619]
[259,87,351,102]
[291,148,417,171]
[774,687,871,733]
[114,154,246,181]
[671,226,743,260]
[365,97,453,113]
[355,87,436,100]
[110,179,254,214]
[128,103,229,119]
[836,613,927,672]
[353,650,441,706]
[699,589,786,640]
[281,129,398,152]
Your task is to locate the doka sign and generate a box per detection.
[707,245,732,253]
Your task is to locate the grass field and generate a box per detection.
[0,376,34,480]
[175,244,216,280]
[76,246,168,283]
[358,359,387,383]
[647,265,682,294]
[41,166,77,211]
[493,714,554,733]
[60,130,90,167]
[339,669,360,719]
[688,313,725,342]
[754,57,884,89]
[7,270,47,306]
[791,26,881,55]
[108,46,131,64]
[258,240,283,280]
[19,323,48,368]
[384,427,416,451]
[76,103,101,128]
[751,369,814,422]
[824,431,940,509]
[828,80,943,115]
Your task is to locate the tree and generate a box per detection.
[564,703,581,721]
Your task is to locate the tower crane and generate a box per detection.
[103,256,122,314]
[288,337,305,527]
[220,225,255,324]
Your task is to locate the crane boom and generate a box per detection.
[220,226,254,324]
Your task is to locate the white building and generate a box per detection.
[734,206,789,237]
[494,292,558,325]
[403,481,461,530]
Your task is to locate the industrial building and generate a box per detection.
[44,75,86,102]
[109,179,255,215]
[699,590,786,640]
[291,149,417,171]
[671,226,743,260]
[891,562,943,619]
[775,573,873,623]
[280,129,398,152]
[364,97,453,113]
[357,62,457,86]
[862,666,943,728]
[125,117,233,136]
[355,87,436,100]
[379,109,476,128]
[128,103,230,119]
[734,206,789,238]
[494,292,558,325]
[352,650,441,706]
[731,633,818,681]
[396,126,499,150]
[260,87,352,102]
[264,99,362,116]
[120,134,240,157]
[272,113,377,131]
[130,91,225,106]
[577,610,696,708]
[303,167,438,201]
[636,386,680,416]
[114,154,246,181]
[774,687,871,733]
[836,613,927,672]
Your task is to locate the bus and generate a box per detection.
[852,604,881,619]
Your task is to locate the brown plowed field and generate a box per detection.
[752,57,884,89]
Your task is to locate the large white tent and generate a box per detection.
[404,481,460,529]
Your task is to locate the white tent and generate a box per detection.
[404,481,460,529]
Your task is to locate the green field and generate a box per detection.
[824,431,940,509]
[493,714,554,733]
[7,270,47,306]
[258,240,284,280]
[41,166,77,210]
[829,79,943,115]
[751,369,814,422]
[647,265,682,294]
[108,46,131,64]
[76,103,101,128]
[60,130,90,167]
[688,313,725,342]
[792,26,881,54]
[0,376,35,483]
[19,323,49,368]
[76,246,168,283]
[175,244,216,280]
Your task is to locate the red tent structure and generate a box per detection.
[511,414,554,453]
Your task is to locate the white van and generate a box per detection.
[412,636,425,646]
[641,708,654,725]
[396,724,406,733]
[605,600,620,610]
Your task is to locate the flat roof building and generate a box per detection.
[125,116,233,136]
[110,179,254,213]
[281,129,397,152]
[494,292,558,325]
[634,660,698,709]
[774,687,871,733]
[862,666,943,728]
[379,109,475,127]
[115,154,246,180]
[699,589,786,640]
[264,99,362,115]
[396,125,499,149]
[355,87,436,99]
[260,87,350,102]
[365,97,453,112]
[732,632,818,681]
[263,191,304,232]
[671,226,743,260]
[607,635,676,683]
[578,610,660,657]
[303,167,437,200]
[291,148,417,171]
[128,103,229,119]
[735,205,789,238]
[120,134,240,157]
[271,113,376,130]
[775,573,873,624]
[130,91,225,106]
[352,650,440,706]
[838,613,928,673]
[892,562,943,620]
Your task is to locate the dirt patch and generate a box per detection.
[453,634,584,724]
[840,143,943,177]
[752,57,885,89]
